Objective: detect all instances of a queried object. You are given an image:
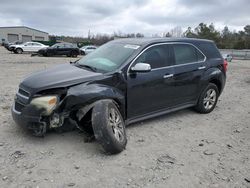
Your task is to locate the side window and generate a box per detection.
[173,44,205,65]
[32,43,41,46]
[64,44,73,48]
[134,44,172,69]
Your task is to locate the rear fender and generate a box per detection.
[200,67,225,95]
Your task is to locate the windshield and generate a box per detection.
[76,42,140,73]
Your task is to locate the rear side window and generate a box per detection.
[173,44,205,65]
[135,44,173,69]
[196,42,221,59]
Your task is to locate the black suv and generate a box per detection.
[37,43,80,57]
[12,38,227,154]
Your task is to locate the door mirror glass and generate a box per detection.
[131,63,151,72]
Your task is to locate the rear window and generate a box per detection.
[196,42,221,59]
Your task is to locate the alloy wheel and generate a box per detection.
[203,88,217,110]
[108,107,125,142]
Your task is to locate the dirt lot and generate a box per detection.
[0,46,249,188]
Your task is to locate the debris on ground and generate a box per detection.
[67,182,76,187]
[2,176,8,181]
[245,177,250,183]
[157,154,176,164]
[11,150,25,159]
[203,150,215,156]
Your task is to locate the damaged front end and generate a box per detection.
[12,87,72,136]
[12,81,125,137]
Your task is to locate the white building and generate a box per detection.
[0,26,49,43]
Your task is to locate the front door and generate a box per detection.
[127,44,175,119]
[22,42,33,52]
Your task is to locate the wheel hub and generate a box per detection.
[109,108,124,142]
[203,88,216,110]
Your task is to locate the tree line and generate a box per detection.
[183,23,250,49]
[51,23,250,49]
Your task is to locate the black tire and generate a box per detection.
[91,100,127,154]
[81,51,85,55]
[195,83,219,114]
[16,48,23,54]
[71,51,78,58]
[46,51,53,57]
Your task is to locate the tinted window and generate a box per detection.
[173,44,205,65]
[135,44,172,69]
[52,43,64,48]
[64,44,74,48]
[197,42,221,59]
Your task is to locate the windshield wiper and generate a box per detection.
[76,64,97,72]
[70,59,79,64]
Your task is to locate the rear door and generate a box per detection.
[127,44,176,118]
[171,43,206,105]
[61,43,72,55]
[31,42,43,52]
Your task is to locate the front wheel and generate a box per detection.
[195,83,219,113]
[16,48,23,54]
[91,100,127,154]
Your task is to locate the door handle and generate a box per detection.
[163,74,174,79]
[198,66,206,70]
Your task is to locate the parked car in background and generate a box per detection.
[222,54,232,62]
[37,43,80,57]
[4,41,23,51]
[12,38,227,154]
[10,42,48,54]
[80,45,97,55]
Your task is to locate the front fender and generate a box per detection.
[60,83,125,117]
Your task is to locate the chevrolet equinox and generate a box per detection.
[12,38,227,154]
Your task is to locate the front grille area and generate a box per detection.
[15,101,25,112]
[18,88,30,98]
[13,87,31,113]
[16,87,31,105]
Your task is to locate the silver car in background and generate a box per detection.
[222,54,233,62]
[80,45,97,55]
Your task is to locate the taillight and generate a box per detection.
[223,60,228,72]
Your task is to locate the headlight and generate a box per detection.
[31,96,58,115]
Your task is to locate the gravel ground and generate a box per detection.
[0,46,249,188]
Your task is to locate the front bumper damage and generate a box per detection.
[11,88,68,136]
[12,102,48,136]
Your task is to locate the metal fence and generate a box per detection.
[220,49,250,60]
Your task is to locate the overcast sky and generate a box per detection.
[0,0,249,37]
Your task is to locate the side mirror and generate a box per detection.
[131,63,151,72]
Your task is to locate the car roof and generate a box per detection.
[112,37,213,46]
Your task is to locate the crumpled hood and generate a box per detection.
[20,63,102,93]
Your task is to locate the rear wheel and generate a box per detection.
[195,83,219,113]
[46,51,53,57]
[91,100,127,154]
[16,48,23,54]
